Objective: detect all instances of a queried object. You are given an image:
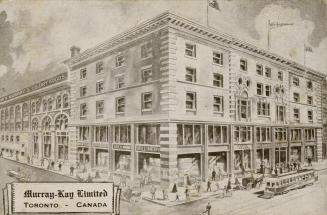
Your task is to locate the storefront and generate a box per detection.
[177,154,201,183]
[114,150,131,172]
[305,145,316,162]
[275,147,288,164]
[234,144,252,171]
[256,148,271,172]
[77,146,90,164]
[138,152,160,182]
[95,148,109,168]
[290,146,301,162]
[208,151,227,174]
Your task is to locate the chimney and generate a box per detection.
[70,46,81,58]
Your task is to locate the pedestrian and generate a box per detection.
[308,157,312,166]
[27,156,30,164]
[227,178,232,191]
[293,161,297,170]
[207,179,212,192]
[51,161,55,170]
[0,150,3,157]
[260,161,265,175]
[204,202,211,215]
[172,182,179,201]
[70,165,75,176]
[150,185,156,200]
[58,162,62,171]
[196,181,201,193]
[185,186,190,201]
[212,169,216,181]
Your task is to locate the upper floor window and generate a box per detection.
[185,43,196,58]
[142,68,153,83]
[256,64,263,75]
[238,98,250,120]
[96,81,104,94]
[208,125,228,144]
[142,92,153,111]
[307,96,313,105]
[186,92,196,111]
[96,61,104,74]
[36,99,41,112]
[177,124,202,145]
[116,97,125,114]
[213,73,223,87]
[234,126,252,143]
[257,101,270,116]
[141,42,152,59]
[63,94,69,108]
[265,85,271,96]
[185,67,196,82]
[240,58,247,71]
[308,110,313,122]
[80,103,87,118]
[257,83,263,95]
[276,105,285,122]
[96,100,104,117]
[307,81,313,90]
[43,100,47,112]
[275,127,287,142]
[31,102,36,114]
[48,98,53,111]
[293,76,299,86]
[56,95,62,109]
[213,96,223,113]
[115,55,125,67]
[304,129,315,141]
[293,108,300,122]
[278,71,283,81]
[79,126,89,141]
[290,129,302,141]
[138,124,159,145]
[114,125,131,143]
[213,51,223,65]
[293,93,300,102]
[80,68,87,79]
[115,75,125,89]
[94,126,108,142]
[80,86,87,97]
[265,67,271,78]
[256,127,271,142]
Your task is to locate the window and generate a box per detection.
[94,126,108,142]
[142,92,152,111]
[43,100,47,112]
[257,101,270,116]
[116,97,125,114]
[290,129,302,141]
[307,81,313,90]
[256,64,263,75]
[256,127,271,142]
[80,86,87,97]
[293,93,300,102]
[96,81,104,93]
[185,43,196,57]
[208,125,228,144]
[293,108,300,122]
[276,105,285,122]
[186,92,196,111]
[115,55,125,67]
[63,94,69,108]
[80,103,87,118]
[240,58,247,71]
[265,85,271,96]
[213,96,223,113]
[278,71,283,81]
[114,125,131,143]
[79,127,89,141]
[234,126,252,143]
[16,136,20,142]
[304,129,315,141]
[307,96,313,105]
[185,67,196,82]
[213,73,223,87]
[56,95,62,109]
[308,110,313,122]
[213,51,223,65]
[177,124,201,145]
[265,67,271,78]
[80,68,87,79]
[275,127,287,142]
[293,76,299,86]
[115,75,125,89]
[138,124,159,145]
[257,83,263,95]
[96,61,104,74]
[142,68,152,82]
[238,99,251,120]
[48,98,53,111]
[96,100,104,117]
[141,42,152,59]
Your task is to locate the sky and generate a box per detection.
[0,0,326,95]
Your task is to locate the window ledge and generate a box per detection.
[212,62,224,67]
[184,54,197,60]
[113,65,126,70]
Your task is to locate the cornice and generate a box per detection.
[64,11,325,79]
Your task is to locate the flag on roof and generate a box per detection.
[208,0,220,10]
[305,44,313,52]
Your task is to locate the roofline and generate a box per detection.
[64,11,325,78]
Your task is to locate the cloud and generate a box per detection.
[0,10,14,68]
[0,65,7,77]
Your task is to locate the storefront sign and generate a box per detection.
[234,144,252,150]
[0,73,67,103]
[136,145,160,153]
[113,144,131,151]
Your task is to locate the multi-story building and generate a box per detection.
[0,72,70,165]
[63,12,326,186]
[0,12,325,187]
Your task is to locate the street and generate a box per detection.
[0,157,326,215]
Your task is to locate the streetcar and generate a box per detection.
[260,168,318,199]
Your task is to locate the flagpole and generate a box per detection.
[304,44,307,78]
[267,20,271,50]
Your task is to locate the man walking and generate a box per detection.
[207,179,212,192]
[150,185,156,200]
[212,169,216,181]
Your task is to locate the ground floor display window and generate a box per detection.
[177,154,201,181]
[290,147,301,162]
[275,147,287,164]
[33,134,39,157]
[256,149,270,171]
[234,150,251,171]
[57,132,68,160]
[305,146,316,162]
[115,151,131,171]
[138,153,160,182]
[208,152,227,174]
[95,149,109,167]
[43,132,51,158]
[78,147,90,164]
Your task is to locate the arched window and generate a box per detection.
[63,94,69,108]
[32,118,39,131]
[9,107,14,120]
[22,103,29,131]
[55,114,68,130]
[36,99,41,113]
[0,110,4,131]
[31,102,36,114]
[43,99,47,112]
[42,116,51,131]
[56,95,62,109]
[48,97,53,111]
[15,105,21,130]
[22,103,29,117]
[5,108,9,131]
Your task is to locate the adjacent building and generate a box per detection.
[1,11,326,187]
